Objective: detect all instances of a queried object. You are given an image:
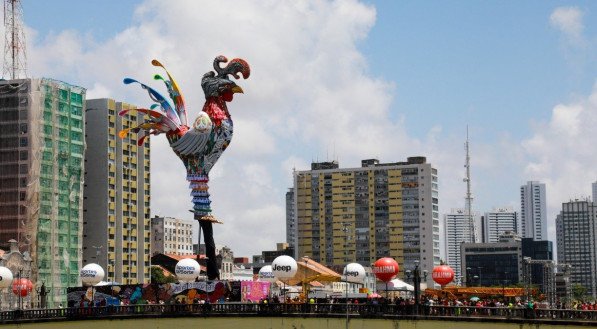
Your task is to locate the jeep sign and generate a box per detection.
[343,263,366,283]
[271,255,297,279]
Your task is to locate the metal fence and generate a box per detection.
[1,304,597,323]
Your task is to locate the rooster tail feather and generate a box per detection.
[118,128,131,139]
[118,108,180,132]
[137,134,148,146]
[122,77,182,127]
[152,59,188,127]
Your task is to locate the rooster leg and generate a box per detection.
[198,220,219,280]
[189,173,221,279]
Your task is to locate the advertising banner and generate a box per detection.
[240,281,270,302]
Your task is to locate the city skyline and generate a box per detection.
[16,1,597,256]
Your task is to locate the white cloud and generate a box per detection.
[522,82,597,244]
[26,0,391,256]
[86,82,112,99]
[23,0,597,260]
[550,6,585,45]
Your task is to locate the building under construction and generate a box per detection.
[0,78,86,306]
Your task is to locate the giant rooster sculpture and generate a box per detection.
[119,56,250,280]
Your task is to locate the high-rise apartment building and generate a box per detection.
[520,181,547,241]
[285,188,297,256]
[0,78,85,306]
[292,157,440,285]
[592,181,596,204]
[482,207,518,243]
[556,200,597,298]
[83,98,151,285]
[150,215,194,256]
[443,208,480,285]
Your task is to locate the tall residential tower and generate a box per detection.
[482,207,518,243]
[443,208,479,285]
[556,200,597,298]
[520,181,547,241]
[292,157,440,285]
[83,98,151,285]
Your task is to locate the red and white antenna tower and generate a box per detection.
[3,0,27,79]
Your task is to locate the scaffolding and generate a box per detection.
[0,78,85,308]
[523,257,571,307]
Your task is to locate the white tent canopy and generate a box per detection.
[377,279,414,291]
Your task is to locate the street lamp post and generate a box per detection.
[502,271,509,301]
[405,260,428,315]
[16,268,23,310]
[303,256,309,308]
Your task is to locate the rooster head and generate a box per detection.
[201,55,250,102]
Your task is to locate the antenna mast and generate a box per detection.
[3,0,27,79]
[464,126,475,242]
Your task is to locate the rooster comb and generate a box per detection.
[213,55,250,80]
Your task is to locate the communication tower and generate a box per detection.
[3,0,27,79]
[463,126,476,242]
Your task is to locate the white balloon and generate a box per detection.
[0,267,13,289]
[80,263,105,286]
[271,255,297,279]
[175,258,200,283]
[343,263,366,283]
[258,265,277,283]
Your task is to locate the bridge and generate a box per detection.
[0,303,595,328]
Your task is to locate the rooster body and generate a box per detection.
[120,57,250,279]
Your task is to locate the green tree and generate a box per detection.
[151,266,176,284]
[572,284,587,302]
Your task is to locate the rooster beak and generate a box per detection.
[231,86,244,94]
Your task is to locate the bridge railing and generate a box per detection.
[2,303,597,323]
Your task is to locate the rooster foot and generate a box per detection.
[189,211,224,224]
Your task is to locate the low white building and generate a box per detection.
[151,216,195,256]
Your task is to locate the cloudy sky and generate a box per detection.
[18,1,597,258]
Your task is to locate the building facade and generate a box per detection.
[0,78,85,306]
[83,98,151,285]
[555,200,597,298]
[261,242,294,263]
[482,207,518,243]
[151,215,195,256]
[461,233,522,287]
[292,157,440,285]
[285,188,297,256]
[444,208,480,285]
[520,181,547,241]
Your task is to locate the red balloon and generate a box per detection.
[12,278,33,297]
[372,257,399,282]
[432,265,455,286]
